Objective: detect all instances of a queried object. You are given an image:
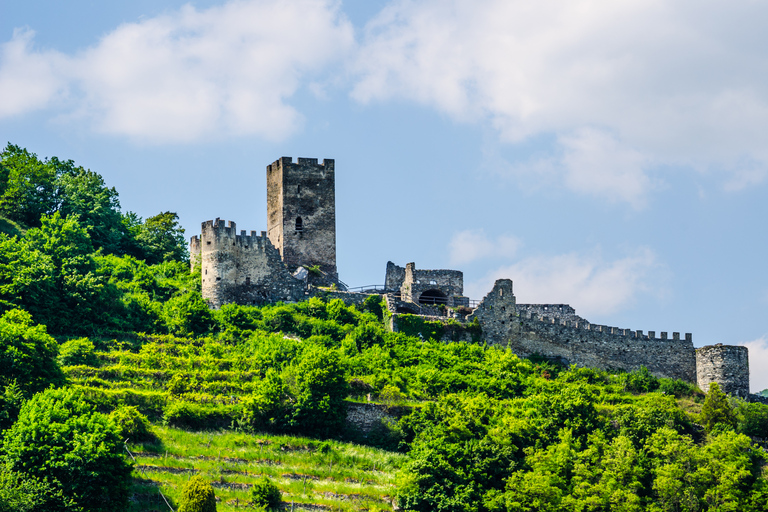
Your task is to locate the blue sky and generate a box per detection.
[2,0,767,391]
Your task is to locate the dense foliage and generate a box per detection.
[178,475,217,512]
[1,144,768,511]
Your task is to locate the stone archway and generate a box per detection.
[418,289,448,305]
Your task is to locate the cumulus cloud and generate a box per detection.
[448,229,521,265]
[740,337,768,393]
[0,28,68,117]
[353,0,768,204]
[466,247,661,318]
[0,0,354,142]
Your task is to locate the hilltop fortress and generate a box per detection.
[191,157,758,401]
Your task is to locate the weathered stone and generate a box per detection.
[385,261,464,306]
[190,219,306,308]
[267,157,338,282]
[696,344,749,397]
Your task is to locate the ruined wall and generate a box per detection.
[395,262,464,306]
[192,219,306,309]
[696,344,750,397]
[515,304,588,325]
[469,279,518,343]
[266,157,337,279]
[384,261,406,291]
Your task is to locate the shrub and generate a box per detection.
[57,338,97,366]
[109,405,153,442]
[0,308,65,395]
[736,401,768,437]
[700,382,737,433]
[178,475,217,512]
[288,346,349,435]
[250,477,281,510]
[658,377,697,397]
[162,401,236,430]
[624,366,660,394]
[1,387,132,512]
[363,295,384,321]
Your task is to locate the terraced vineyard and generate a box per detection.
[127,427,403,511]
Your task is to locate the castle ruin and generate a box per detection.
[191,156,755,399]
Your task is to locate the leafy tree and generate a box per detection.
[0,144,57,227]
[288,345,349,435]
[250,476,281,510]
[1,387,132,512]
[55,162,125,253]
[162,291,215,335]
[700,382,737,433]
[0,308,64,395]
[130,211,188,264]
[178,474,217,512]
[736,401,768,438]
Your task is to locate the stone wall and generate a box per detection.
[311,290,378,307]
[345,403,395,433]
[267,157,337,279]
[467,279,696,382]
[696,344,750,397]
[191,219,306,308]
[386,261,464,306]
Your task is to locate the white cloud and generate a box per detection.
[354,0,768,204]
[740,337,768,393]
[448,229,520,265]
[0,28,68,117]
[0,0,354,143]
[466,247,661,318]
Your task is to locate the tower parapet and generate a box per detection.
[696,344,749,397]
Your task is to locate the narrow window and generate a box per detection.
[295,217,303,232]
[297,185,301,195]
[245,277,251,285]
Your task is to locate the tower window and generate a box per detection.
[245,277,251,285]
[295,217,303,232]
[297,185,301,195]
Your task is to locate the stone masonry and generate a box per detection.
[696,344,750,397]
[267,157,338,283]
[385,261,465,306]
[190,219,305,308]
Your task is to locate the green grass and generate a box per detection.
[127,426,404,511]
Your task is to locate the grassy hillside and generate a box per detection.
[127,427,402,511]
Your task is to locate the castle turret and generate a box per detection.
[193,218,305,308]
[696,344,749,397]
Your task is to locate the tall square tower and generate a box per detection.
[267,157,337,279]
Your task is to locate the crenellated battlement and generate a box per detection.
[520,310,692,343]
[196,218,274,252]
[267,156,335,173]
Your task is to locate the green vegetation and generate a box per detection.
[2,144,768,511]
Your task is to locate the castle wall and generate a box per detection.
[384,261,406,291]
[471,279,697,382]
[266,157,337,278]
[696,344,750,397]
[193,219,305,308]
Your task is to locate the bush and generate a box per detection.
[737,401,768,438]
[109,405,153,442]
[57,338,97,366]
[658,377,697,397]
[1,387,132,512]
[162,401,236,430]
[700,382,737,433]
[0,308,65,395]
[624,366,660,394]
[178,475,217,512]
[250,477,281,510]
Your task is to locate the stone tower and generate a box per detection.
[190,219,304,308]
[696,344,750,397]
[267,157,337,280]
